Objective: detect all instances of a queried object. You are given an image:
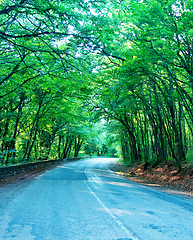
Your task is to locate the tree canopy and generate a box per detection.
[0,0,192,168]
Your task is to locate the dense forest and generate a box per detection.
[0,0,192,169]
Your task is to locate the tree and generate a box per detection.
[0,0,192,169]
[0,0,121,164]
[89,0,193,168]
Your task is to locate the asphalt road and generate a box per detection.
[0,157,193,240]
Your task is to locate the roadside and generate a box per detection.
[0,157,85,187]
[109,161,193,200]
[0,160,63,187]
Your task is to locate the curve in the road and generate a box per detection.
[0,157,193,240]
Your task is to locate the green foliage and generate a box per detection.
[0,0,116,164]
[186,148,193,164]
[0,0,192,169]
[82,121,118,157]
[90,0,193,169]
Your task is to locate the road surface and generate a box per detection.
[0,157,193,240]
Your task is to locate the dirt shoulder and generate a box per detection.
[109,161,193,199]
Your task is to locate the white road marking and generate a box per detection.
[84,180,140,240]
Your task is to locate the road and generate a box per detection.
[0,157,193,240]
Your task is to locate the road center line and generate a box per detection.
[83,180,140,240]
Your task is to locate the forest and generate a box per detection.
[0,0,192,170]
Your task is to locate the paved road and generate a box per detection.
[0,158,193,240]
